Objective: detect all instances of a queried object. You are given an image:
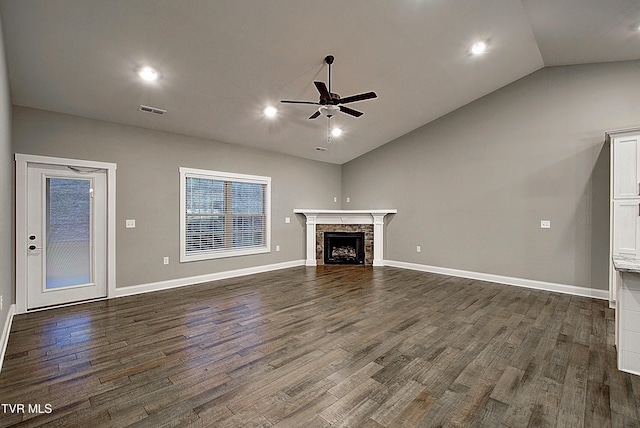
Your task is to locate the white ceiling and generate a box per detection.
[0,0,639,164]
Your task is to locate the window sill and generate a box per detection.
[180,246,270,263]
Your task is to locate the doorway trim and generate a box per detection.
[15,154,117,314]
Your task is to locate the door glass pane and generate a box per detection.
[46,178,92,289]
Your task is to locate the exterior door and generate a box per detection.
[25,163,107,309]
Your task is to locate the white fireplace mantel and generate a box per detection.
[293,209,397,267]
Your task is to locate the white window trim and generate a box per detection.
[179,167,271,262]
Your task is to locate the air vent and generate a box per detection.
[139,105,166,115]
[315,146,328,152]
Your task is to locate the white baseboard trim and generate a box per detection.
[384,260,609,300]
[113,260,306,298]
[114,258,608,301]
[0,304,16,375]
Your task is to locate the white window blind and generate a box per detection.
[180,168,271,262]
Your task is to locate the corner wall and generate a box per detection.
[0,10,14,366]
[342,60,640,291]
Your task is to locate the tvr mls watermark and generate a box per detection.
[1,403,53,414]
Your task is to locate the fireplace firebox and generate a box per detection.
[324,232,365,265]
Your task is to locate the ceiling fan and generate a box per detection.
[281,55,378,120]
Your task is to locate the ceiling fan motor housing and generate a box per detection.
[320,93,341,105]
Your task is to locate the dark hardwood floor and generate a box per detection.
[0,266,638,427]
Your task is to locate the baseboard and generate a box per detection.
[384,260,609,300]
[0,304,16,375]
[113,260,306,298]
[114,258,608,301]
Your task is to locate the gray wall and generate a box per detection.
[13,106,341,288]
[0,13,12,320]
[10,61,640,295]
[342,60,640,290]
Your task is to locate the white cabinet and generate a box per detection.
[609,130,640,305]
[610,129,640,375]
[613,200,640,259]
[614,264,640,376]
[614,134,640,199]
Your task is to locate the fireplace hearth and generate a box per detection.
[324,232,365,265]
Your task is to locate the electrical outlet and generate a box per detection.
[126,219,136,228]
[285,217,291,224]
[417,246,421,253]
[540,220,551,229]
[333,197,337,203]
[276,245,280,252]
[163,257,169,265]
[346,197,350,203]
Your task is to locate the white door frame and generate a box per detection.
[16,154,117,314]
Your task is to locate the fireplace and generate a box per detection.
[324,232,365,265]
[293,209,397,267]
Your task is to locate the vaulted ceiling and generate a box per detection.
[1,0,639,164]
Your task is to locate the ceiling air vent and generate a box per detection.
[139,105,166,115]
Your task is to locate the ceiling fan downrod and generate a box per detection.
[325,55,334,95]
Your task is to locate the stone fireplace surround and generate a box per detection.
[293,209,397,267]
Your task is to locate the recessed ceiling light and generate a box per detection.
[138,66,159,82]
[264,106,278,118]
[331,128,342,137]
[471,41,487,55]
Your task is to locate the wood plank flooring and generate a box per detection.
[0,266,638,427]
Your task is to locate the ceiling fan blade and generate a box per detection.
[280,100,320,105]
[338,91,377,105]
[314,81,331,100]
[308,110,321,120]
[339,105,364,118]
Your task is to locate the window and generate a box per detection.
[180,167,271,262]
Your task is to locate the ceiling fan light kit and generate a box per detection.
[319,105,339,118]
